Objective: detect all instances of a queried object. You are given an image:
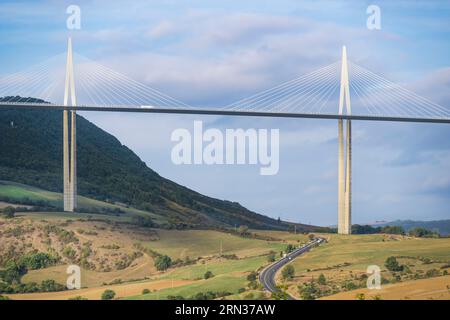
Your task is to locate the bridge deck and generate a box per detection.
[1,103,450,124]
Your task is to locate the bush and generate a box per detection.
[101,289,116,300]
[298,282,319,300]
[385,256,403,272]
[317,273,327,285]
[2,206,15,218]
[356,293,365,300]
[19,252,58,270]
[281,265,295,280]
[237,225,249,236]
[267,251,276,262]
[39,279,65,292]
[246,271,257,282]
[408,227,439,238]
[285,244,295,254]
[154,255,172,271]
[68,296,88,300]
[142,288,150,295]
[204,271,214,279]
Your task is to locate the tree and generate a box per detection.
[317,273,327,285]
[298,281,319,300]
[142,289,150,295]
[154,255,172,271]
[101,289,116,300]
[246,271,257,282]
[2,206,15,218]
[237,225,249,236]
[385,256,403,272]
[204,271,214,279]
[356,293,365,300]
[308,233,315,240]
[408,227,439,238]
[285,244,295,254]
[267,251,276,262]
[281,265,295,281]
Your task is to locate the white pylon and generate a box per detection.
[63,37,77,212]
[338,46,352,235]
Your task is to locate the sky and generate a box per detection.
[1,0,450,226]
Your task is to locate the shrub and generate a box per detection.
[142,288,150,295]
[19,252,58,270]
[317,273,327,285]
[204,271,214,279]
[281,265,295,280]
[68,296,88,300]
[40,280,65,292]
[385,256,403,272]
[246,271,257,282]
[154,255,172,271]
[2,206,15,218]
[298,282,319,300]
[285,244,295,254]
[267,251,276,262]
[101,289,116,300]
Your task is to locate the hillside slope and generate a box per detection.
[0,106,321,231]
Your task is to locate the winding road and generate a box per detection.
[259,238,324,300]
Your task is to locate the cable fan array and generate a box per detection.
[0,53,191,109]
[0,52,449,121]
[226,60,450,120]
[226,61,341,114]
[347,62,450,119]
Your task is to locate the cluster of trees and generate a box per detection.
[297,281,320,300]
[351,224,440,238]
[0,279,65,294]
[351,224,405,235]
[0,252,60,294]
[408,227,440,238]
[167,291,232,300]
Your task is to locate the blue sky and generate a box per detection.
[1,0,450,225]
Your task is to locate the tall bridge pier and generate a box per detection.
[63,37,77,212]
[337,46,352,234]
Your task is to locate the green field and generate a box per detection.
[284,233,450,300]
[292,234,450,273]
[128,274,248,300]
[138,229,288,260]
[0,180,167,224]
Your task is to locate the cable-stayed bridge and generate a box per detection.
[1,38,449,234]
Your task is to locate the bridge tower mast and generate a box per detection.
[338,46,352,234]
[63,37,77,212]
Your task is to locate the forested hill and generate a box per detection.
[0,105,322,231]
